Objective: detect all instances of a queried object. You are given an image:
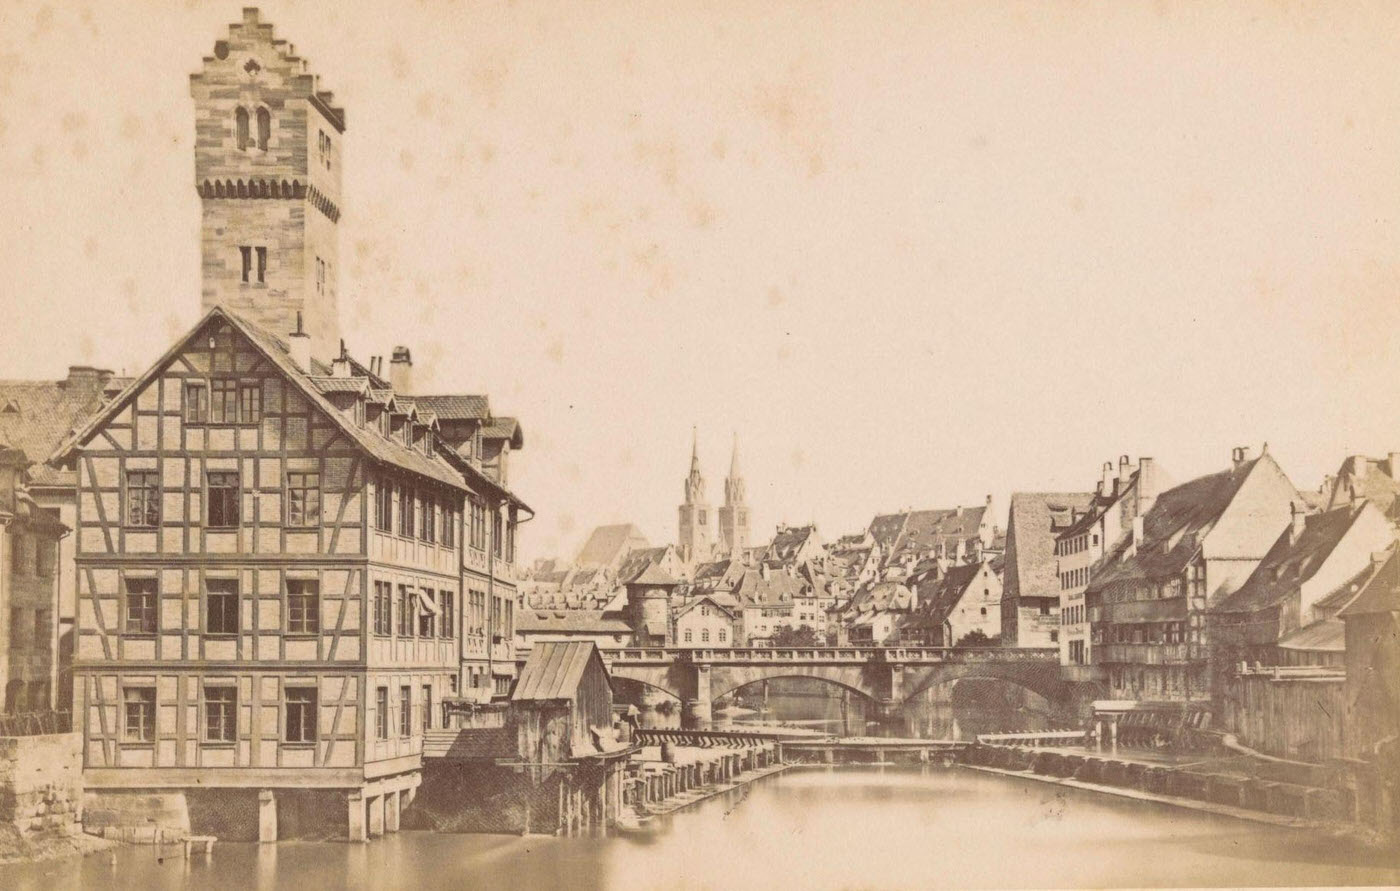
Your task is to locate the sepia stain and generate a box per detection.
[122,279,139,313]
[388,44,410,79]
[30,144,45,173]
[688,200,715,229]
[970,132,990,150]
[556,513,576,535]
[33,5,54,38]
[711,135,728,160]
[546,339,564,364]
[790,447,805,468]
[399,149,415,172]
[767,286,785,308]
[119,113,141,141]
[777,344,791,361]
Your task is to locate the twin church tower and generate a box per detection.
[678,429,750,563]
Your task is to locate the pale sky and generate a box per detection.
[3,0,1400,562]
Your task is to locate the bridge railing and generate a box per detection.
[633,727,794,746]
[599,646,1059,664]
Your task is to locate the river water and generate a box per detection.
[4,766,1396,889]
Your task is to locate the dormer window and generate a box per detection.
[424,430,434,455]
[353,398,365,427]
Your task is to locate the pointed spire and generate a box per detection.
[729,431,741,479]
[690,425,700,471]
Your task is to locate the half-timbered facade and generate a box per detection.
[52,308,486,840]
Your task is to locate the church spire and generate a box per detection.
[729,431,741,479]
[684,425,706,505]
[724,432,746,507]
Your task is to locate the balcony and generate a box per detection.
[1098,643,1191,665]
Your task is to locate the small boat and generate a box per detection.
[613,809,662,839]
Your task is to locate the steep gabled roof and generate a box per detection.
[52,307,466,490]
[515,609,632,634]
[675,595,734,621]
[1324,455,1400,521]
[1214,504,1367,613]
[0,371,123,487]
[1003,492,1095,600]
[616,546,675,585]
[1339,546,1400,617]
[1088,457,1277,592]
[630,563,678,587]
[513,641,606,702]
[575,523,650,569]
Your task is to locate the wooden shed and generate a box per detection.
[511,641,615,768]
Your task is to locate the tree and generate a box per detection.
[770,625,823,647]
[953,629,1000,648]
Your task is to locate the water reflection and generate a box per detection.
[6,767,1395,890]
[639,677,1061,739]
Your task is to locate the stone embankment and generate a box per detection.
[626,742,783,818]
[959,742,1393,847]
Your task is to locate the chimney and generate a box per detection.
[1289,501,1307,544]
[1231,445,1253,469]
[331,340,352,378]
[287,313,311,372]
[1351,455,1368,480]
[1117,454,1131,483]
[1100,461,1114,497]
[1136,457,1158,517]
[389,346,413,394]
[64,365,113,388]
[1131,515,1145,550]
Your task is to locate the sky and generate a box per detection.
[2,0,1400,563]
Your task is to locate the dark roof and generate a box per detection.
[616,546,673,584]
[424,726,514,760]
[1276,618,1345,652]
[1214,505,1364,613]
[0,371,120,487]
[308,376,370,394]
[513,641,604,701]
[629,563,678,587]
[766,525,817,562]
[482,416,523,448]
[1324,456,1400,521]
[515,609,633,634]
[1003,492,1095,600]
[1087,457,1280,593]
[413,394,491,421]
[54,308,469,491]
[1339,547,1400,617]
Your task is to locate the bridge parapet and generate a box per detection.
[606,646,1062,665]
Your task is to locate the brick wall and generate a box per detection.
[0,732,83,837]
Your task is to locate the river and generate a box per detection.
[4,765,1396,889]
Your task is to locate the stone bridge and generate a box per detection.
[597,646,1075,725]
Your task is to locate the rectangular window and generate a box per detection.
[422,684,433,731]
[238,382,262,424]
[506,516,516,563]
[422,496,435,542]
[123,465,160,529]
[123,687,156,742]
[492,512,503,558]
[124,578,158,634]
[375,686,389,740]
[34,607,50,643]
[418,589,436,638]
[205,578,239,635]
[284,687,317,743]
[399,486,414,537]
[441,504,454,546]
[440,591,454,640]
[240,246,252,283]
[469,499,486,550]
[286,580,320,634]
[184,381,208,424]
[375,478,393,532]
[35,540,54,577]
[206,471,240,527]
[255,246,267,284]
[287,472,321,527]
[203,686,236,742]
[9,535,25,575]
[373,581,392,636]
[9,607,22,648]
[399,686,412,737]
[210,379,238,423]
[397,586,414,637]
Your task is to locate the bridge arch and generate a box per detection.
[609,675,682,704]
[711,673,879,707]
[899,660,1068,704]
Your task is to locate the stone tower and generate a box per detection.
[718,433,750,556]
[190,8,345,360]
[678,427,712,562]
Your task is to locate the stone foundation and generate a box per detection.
[0,733,83,839]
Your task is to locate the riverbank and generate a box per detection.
[960,745,1396,852]
[0,825,115,866]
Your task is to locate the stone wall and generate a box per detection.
[0,732,83,837]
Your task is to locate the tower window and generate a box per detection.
[235,107,250,151]
[255,247,267,283]
[240,246,252,283]
[256,107,271,151]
